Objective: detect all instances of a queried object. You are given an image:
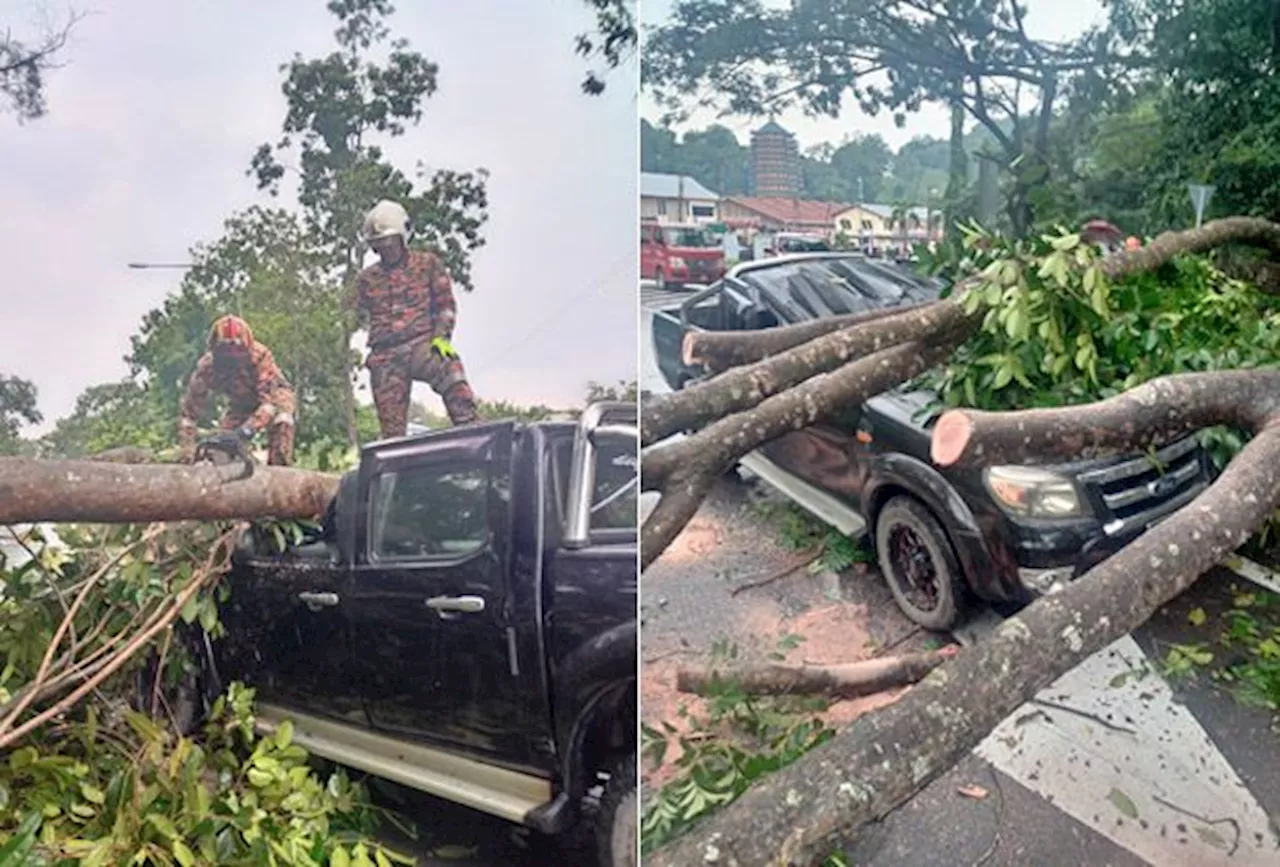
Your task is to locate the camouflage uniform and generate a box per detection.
[351,248,478,438]
[178,328,297,466]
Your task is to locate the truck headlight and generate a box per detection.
[984,466,1086,518]
[668,256,687,270]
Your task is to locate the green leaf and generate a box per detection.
[3,819,51,865]
[331,847,351,867]
[274,719,294,749]
[1107,787,1139,819]
[993,364,1013,390]
[145,812,180,840]
[198,597,218,634]
[1188,607,1208,627]
[172,840,196,867]
[180,595,200,625]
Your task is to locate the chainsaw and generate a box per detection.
[193,429,256,482]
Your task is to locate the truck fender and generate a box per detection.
[554,620,637,798]
[862,453,1004,595]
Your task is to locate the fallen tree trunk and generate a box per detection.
[641,216,1280,572]
[676,648,958,698]
[0,458,339,525]
[680,304,932,373]
[648,369,1280,867]
[641,340,954,569]
[642,302,969,447]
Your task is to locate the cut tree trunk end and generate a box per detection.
[649,424,1280,867]
[676,649,959,699]
[930,369,1280,468]
[0,458,339,525]
[645,394,1280,865]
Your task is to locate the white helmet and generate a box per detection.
[361,199,411,244]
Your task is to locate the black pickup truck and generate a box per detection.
[651,254,1216,631]
[180,403,638,865]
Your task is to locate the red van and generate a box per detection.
[640,222,725,289]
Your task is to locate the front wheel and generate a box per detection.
[874,496,966,631]
[595,754,636,867]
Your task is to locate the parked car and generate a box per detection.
[766,232,832,256]
[173,403,638,865]
[641,221,726,289]
[650,254,1216,630]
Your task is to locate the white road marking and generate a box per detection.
[976,634,1279,866]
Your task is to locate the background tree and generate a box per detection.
[643,0,1141,236]
[577,0,638,94]
[124,207,353,455]
[0,375,41,455]
[39,380,169,459]
[249,0,490,445]
[1,7,83,121]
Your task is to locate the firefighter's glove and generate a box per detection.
[430,337,458,359]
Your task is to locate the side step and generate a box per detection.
[737,451,868,538]
[254,704,552,825]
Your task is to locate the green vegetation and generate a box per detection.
[0,522,411,863]
[640,637,833,854]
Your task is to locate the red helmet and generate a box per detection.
[208,315,254,354]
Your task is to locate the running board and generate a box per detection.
[738,451,867,538]
[254,704,552,825]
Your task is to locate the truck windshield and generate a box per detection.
[663,227,717,248]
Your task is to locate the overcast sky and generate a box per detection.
[1,0,638,434]
[640,0,1106,152]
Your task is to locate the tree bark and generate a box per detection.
[931,369,1280,468]
[681,304,932,374]
[0,458,339,525]
[645,302,966,447]
[641,340,953,569]
[649,414,1280,867]
[676,649,957,699]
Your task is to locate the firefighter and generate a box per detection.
[348,199,478,438]
[177,315,297,466]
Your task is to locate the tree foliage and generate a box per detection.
[0,524,409,865]
[122,207,354,457]
[1,8,82,122]
[643,0,1139,235]
[248,0,489,289]
[577,0,638,95]
[0,375,41,456]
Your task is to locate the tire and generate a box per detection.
[874,495,965,631]
[594,754,637,867]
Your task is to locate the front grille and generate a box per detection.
[1076,435,1208,534]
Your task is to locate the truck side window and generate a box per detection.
[590,434,637,533]
[369,463,490,561]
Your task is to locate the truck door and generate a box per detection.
[346,422,538,767]
[216,526,361,724]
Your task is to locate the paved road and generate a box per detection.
[639,288,1280,866]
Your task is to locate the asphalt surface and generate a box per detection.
[639,283,1280,867]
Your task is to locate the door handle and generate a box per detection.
[425,595,485,616]
[297,591,339,612]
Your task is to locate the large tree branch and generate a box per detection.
[0,459,339,524]
[650,424,1280,866]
